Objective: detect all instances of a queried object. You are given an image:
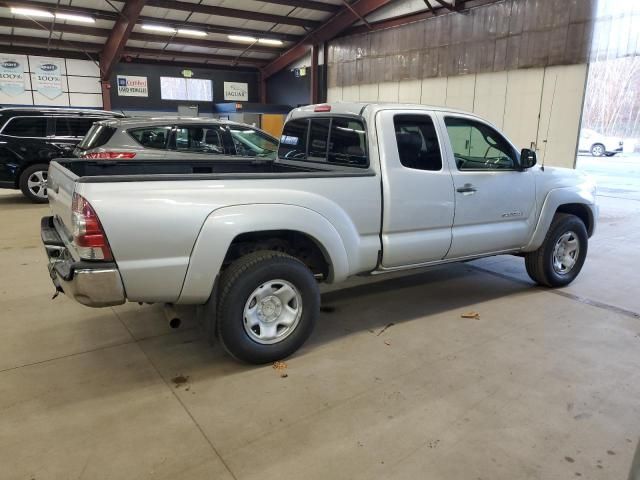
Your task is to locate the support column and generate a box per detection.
[101,80,111,111]
[311,44,319,105]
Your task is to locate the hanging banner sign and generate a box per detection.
[0,56,26,97]
[224,82,248,101]
[34,60,63,99]
[117,75,149,97]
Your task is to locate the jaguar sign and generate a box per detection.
[223,82,248,101]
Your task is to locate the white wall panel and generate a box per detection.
[69,93,103,108]
[327,86,342,102]
[502,68,545,152]
[378,81,399,102]
[536,64,588,168]
[28,56,67,74]
[398,79,421,103]
[420,77,447,106]
[66,59,100,77]
[33,91,70,106]
[342,85,359,101]
[473,71,508,129]
[67,76,101,94]
[445,75,475,111]
[358,83,379,101]
[0,52,102,109]
[0,90,33,105]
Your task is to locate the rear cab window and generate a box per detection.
[278,116,368,168]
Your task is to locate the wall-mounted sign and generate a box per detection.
[34,60,63,99]
[224,81,248,101]
[0,55,26,96]
[117,75,148,97]
[181,69,193,78]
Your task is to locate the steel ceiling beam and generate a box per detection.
[122,47,266,66]
[261,0,392,79]
[0,1,304,42]
[0,34,266,66]
[100,0,146,81]
[145,0,319,28]
[0,0,116,21]
[255,0,337,12]
[344,0,497,36]
[137,16,299,42]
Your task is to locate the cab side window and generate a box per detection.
[393,114,442,171]
[174,125,225,153]
[444,117,517,170]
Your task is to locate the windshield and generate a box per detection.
[229,127,278,159]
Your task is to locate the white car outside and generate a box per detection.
[578,128,624,156]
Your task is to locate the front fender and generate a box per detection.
[523,186,597,252]
[177,204,350,304]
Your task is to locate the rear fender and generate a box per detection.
[177,204,350,304]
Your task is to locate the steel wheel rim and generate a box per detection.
[27,170,48,199]
[552,231,580,275]
[592,145,604,156]
[243,279,302,345]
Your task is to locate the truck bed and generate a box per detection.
[56,158,373,183]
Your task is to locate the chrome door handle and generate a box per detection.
[456,184,477,194]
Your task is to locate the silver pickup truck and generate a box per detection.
[42,102,598,364]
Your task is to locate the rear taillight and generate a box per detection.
[71,193,113,261]
[81,152,136,159]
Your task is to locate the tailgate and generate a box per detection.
[47,160,78,233]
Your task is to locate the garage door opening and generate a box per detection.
[576,55,640,198]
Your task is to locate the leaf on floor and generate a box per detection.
[461,311,480,320]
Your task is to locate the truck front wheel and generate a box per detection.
[216,250,320,364]
[525,213,588,287]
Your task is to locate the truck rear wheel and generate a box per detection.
[525,213,588,287]
[216,250,319,364]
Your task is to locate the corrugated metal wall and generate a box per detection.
[327,0,640,89]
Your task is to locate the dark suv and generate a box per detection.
[0,108,123,202]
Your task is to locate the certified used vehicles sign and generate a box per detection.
[117,75,149,97]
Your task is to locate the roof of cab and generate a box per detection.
[288,102,476,120]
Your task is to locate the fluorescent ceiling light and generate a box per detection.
[257,38,283,46]
[55,13,95,23]
[10,7,53,18]
[228,34,256,43]
[177,28,207,37]
[142,24,176,34]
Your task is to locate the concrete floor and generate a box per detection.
[1,176,639,479]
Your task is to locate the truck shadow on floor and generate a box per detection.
[134,261,538,379]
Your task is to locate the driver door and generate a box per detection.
[437,113,537,258]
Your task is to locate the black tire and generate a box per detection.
[19,163,49,203]
[216,250,320,364]
[590,143,606,157]
[525,213,588,287]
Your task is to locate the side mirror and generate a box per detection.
[520,148,537,170]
